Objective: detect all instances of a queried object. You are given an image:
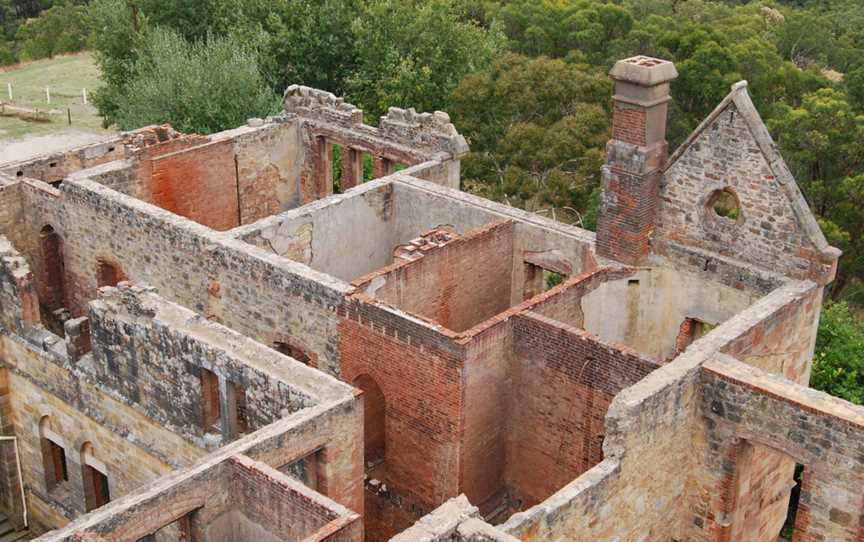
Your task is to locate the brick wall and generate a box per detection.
[364,220,514,332]
[460,320,511,515]
[506,313,659,508]
[141,139,240,231]
[612,103,647,147]
[337,310,462,505]
[230,455,361,542]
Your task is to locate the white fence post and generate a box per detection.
[6,83,11,101]
[45,86,50,105]
[82,88,87,105]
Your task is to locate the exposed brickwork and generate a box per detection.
[612,104,647,146]
[355,220,514,333]
[698,357,864,542]
[142,139,240,231]
[507,313,659,508]
[0,59,853,542]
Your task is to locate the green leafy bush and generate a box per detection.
[811,302,864,405]
[109,29,279,134]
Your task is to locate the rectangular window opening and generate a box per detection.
[279,448,323,492]
[42,438,68,489]
[362,152,374,182]
[83,463,110,511]
[332,143,343,194]
[232,381,249,435]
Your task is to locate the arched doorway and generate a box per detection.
[353,374,385,468]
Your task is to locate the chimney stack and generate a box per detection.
[596,56,678,265]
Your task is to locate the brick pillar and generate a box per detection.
[596,56,678,265]
[341,147,363,190]
[372,156,394,179]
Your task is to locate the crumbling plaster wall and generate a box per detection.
[582,266,760,360]
[217,120,305,220]
[237,181,397,282]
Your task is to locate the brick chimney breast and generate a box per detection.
[609,56,678,149]
[596,56,678,266]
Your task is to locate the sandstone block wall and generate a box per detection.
[88,285,321,449]
[659,84,838,285]
[697,356,864,542]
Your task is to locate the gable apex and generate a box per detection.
[664,81,839,269]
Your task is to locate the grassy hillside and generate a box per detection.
[0,52,112,141]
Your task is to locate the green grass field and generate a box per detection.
[0,52,113,141]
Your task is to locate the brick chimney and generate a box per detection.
[596,56,678,265]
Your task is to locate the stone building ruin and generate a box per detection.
[0,55,858,542]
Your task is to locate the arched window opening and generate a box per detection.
[353,374,385,470]
[39,416,68,491]
[81,442,111,511]
[39,225,66,312]
[96,259,126,288]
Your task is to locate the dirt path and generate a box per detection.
[0,131,113,163]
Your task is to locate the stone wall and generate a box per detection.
[0,332,206,532]
[658,83,839,285]
[498,279,820,541]
[16,177,347,376]
[32,448,361,542]
[0,139,126,184]
[88,285,323,449]
[694,356,864,542]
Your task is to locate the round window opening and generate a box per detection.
[706,188,742,223]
